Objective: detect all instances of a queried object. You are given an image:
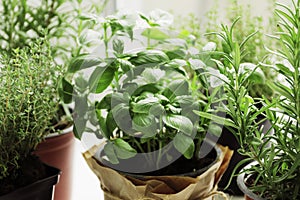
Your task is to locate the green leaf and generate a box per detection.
[189,58,206,70]
[95,94,112,110]
[111,92,130,107]
[208,124,222,137]
[240,63,265,84]
[106,111,117,135]
[142,68,165,83]
[275,8,297,28]
[163,114,193,135]
[147,9,173,27]
[114,138,137,159]
[149,103,165,116]
[96,110,110,139]
[166,59,187,69]
[173,133,194,159]
[233,42,240,71]
[165,50,187,60]
[104,142,119,164]
[58,78,73,104]
[132,97,160,113]
[194,111,238,129]
[94,67,116,93]
[268,81,293,101]
[113,38,124,54]
[141,28,169,40]
[73,117,87,139]
[111,103,132,132]
[166,104,181,114]
[133,113,155,127]
[75,76,89,91]
[275,63,293,77]
[117,59,135,73]
[164,78,189,99]
[68,55,101,73]
[130,50,169,66]
[132,114,157,137]
[173,95,195,106]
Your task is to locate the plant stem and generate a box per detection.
[156,141,163,169]
[103,23,109,58]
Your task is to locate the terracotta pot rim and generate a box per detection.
[237,162,265,200]
[45,125,73,138]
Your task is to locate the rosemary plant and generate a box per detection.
[199,0,300,199]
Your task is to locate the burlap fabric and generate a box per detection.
[83,145,233,200]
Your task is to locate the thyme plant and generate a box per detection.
[0,41,60,180]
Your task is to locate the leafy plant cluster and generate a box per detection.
[0,0,110,131]
[0,0,65,56]
[0,0,108,63]
[0,41,61,180]
[174,0,278,99]
[61,10,222,170]
[202,0,300,199]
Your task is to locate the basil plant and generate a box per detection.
[60,11,223,172]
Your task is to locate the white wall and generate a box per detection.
[116,0,291,21]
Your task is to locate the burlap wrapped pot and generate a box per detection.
[83,144,233,200]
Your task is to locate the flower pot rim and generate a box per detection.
[45,125,73,138]
[98,139,222,178]
[237,162,265,200]
[0,163,61,200]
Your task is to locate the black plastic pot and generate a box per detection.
[214,118,271,195]
[213,126,247,195]
[237,163,265,200]
[0,164,61,200]
[97,139,221,178]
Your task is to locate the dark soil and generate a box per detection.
[139,150,216,177]
[244,173,300,200]
[0,155,47,196]
[99,144,217,178]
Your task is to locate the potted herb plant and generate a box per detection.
[60,10,233,200]
[200,0,300,199]
[0,1,110,199]
[0,41,61,199]
[0,1,75,199]
[236,0,300,199]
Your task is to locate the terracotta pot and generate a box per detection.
[34,126,75,200]
[0,164,60,200]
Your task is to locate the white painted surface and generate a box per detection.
[71,139,103,200]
